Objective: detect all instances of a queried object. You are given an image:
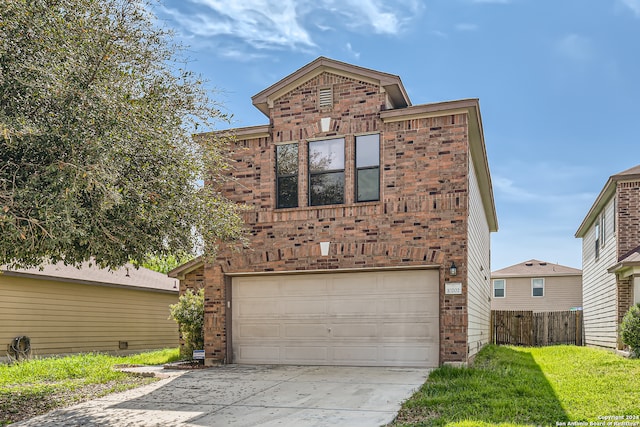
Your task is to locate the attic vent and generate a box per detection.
[319,87,333,108]
[525,262,533,266]
[539,262,547,266]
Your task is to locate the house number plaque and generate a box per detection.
[445,282,463,295]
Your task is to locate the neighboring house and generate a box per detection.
[1,262,179,359]
[170,57,498,368]
[575,165,640,350]
[491,259,582,312]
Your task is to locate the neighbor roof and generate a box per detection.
[1,261,178,293]
[492,259,582,278]
[251,56,411,117]
[575,164,640,238]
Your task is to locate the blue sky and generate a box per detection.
[155,0,640,271]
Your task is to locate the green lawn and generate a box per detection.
[391,345,640,427]
[0,348,180,425]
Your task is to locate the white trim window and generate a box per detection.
[532,278,544,297]
[493,279,506,298]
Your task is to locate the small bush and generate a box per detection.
[621,303,640,357]
[169,288,205,359]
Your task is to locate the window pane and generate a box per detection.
[532,278,544,297]
[310,172,344,206]
[356,134,379,167]
[277,176,298,208]
[494,288,505,298]
[357,168,379,202]
[309,138,344,172]
[277,144,298,176]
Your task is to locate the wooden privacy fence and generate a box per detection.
[491,310,583,346]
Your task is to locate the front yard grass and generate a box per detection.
[391,345,640,426]
[0,348,180,425]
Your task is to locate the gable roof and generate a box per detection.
[575,164,640,238]
[492,259,581,278]
[1,261,178,293]
[251,56,410,117]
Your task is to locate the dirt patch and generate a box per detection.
[0,376,156,426]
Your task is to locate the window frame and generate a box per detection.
[532,278,545,297]
[308,137,345,207]
[275,142,299,209]
[355,133,380,203]
[493,279,506,299]
[594,221,600,260]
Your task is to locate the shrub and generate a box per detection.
[169,289,205,359]
[621,303,640,357]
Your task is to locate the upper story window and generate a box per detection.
[532,278,544,297]
[493,279,505,298]
[309,138,345,206]
[355,134,380,202]
[594,221,600,260]
[276,143,298,208]
[599,212,606,249]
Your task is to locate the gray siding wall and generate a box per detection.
[581,197,618,349]
[466,158,492,360]
[491,275,582,312]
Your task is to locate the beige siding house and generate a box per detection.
[1,262,179,359]
[576,165,640,350]
[491,260,582,312]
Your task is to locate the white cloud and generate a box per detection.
[620,0,640,16]
[162,0,418,53]
[345,42,361,59]
[555,34,594,62]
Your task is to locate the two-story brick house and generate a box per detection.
[575,165,640,350]
[170,57,498,367]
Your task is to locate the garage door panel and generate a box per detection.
[237,324,281,339]
[330,323,378,338]
[236,300,281,317]
[329,298,378,315]
[232,270,439,367]
[283,346,328,363]
[284,324,328,338]
[236,345,280,362]
[333,346,378,363]
[283,299,327,316]
[382,321,436,339]
[383,297,435,315]
[281,280,328,295]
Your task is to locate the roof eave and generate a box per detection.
[168,256,205,279]
[575,178,615,238]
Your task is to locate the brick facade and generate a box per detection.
[617,180,640,258]
[175,58,496,366]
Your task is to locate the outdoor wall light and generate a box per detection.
[449,261,458,276]
[320,241,330,257]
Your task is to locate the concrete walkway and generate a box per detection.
[15,365,430,426]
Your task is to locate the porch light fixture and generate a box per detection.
[449,261,458,276]
[320,241,330,257]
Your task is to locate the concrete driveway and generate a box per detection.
[16,365,430,427]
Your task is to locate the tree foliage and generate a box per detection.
[621,303,640,358]
[0,0,246,269]
[137,251,195,275]
[169,288,204,358]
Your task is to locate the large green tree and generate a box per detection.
[0,0,245,269]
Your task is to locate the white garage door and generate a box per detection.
[231,269,439,367]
